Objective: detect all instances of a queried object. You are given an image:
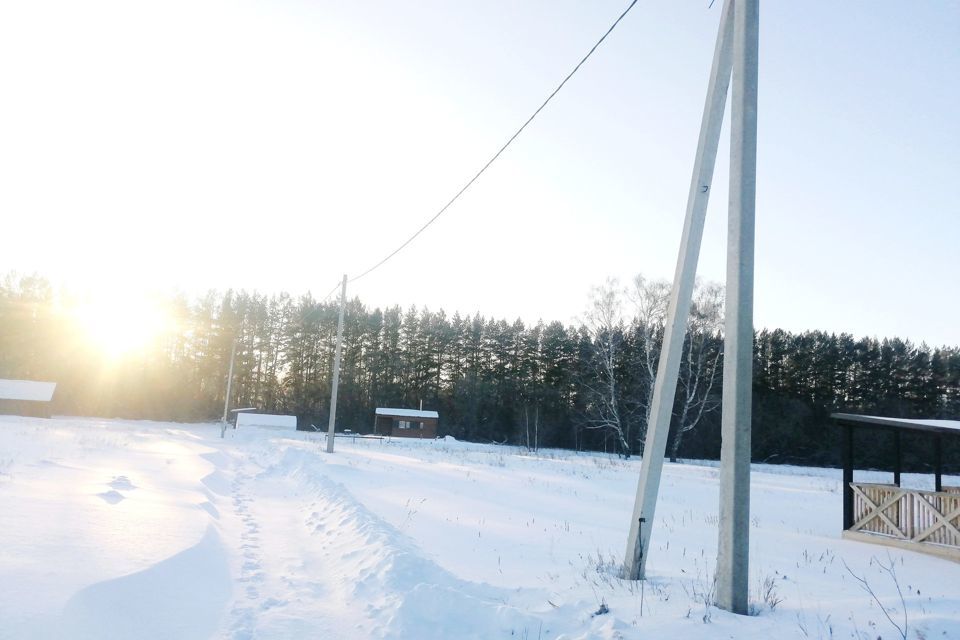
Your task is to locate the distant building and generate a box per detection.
[374,408,438,439]
[0,379,57,418]
[235,412,297,430]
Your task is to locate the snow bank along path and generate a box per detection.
[1,415,958,639]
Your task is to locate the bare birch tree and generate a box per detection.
[628,275,671,451]
[628,276,724,461]
[670,281,724,461]
[580,279,636,457]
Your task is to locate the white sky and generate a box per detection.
[1,1,957,346]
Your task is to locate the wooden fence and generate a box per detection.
[850,482,960,550]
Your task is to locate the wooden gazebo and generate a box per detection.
[834,413,960,561]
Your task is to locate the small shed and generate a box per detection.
[0,379,57,418]
[374,408,439,439]
[834,413,960,561]
[235,412,297,430]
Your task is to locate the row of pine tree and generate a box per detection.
[1,272,957,469]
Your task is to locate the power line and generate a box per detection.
[347,0,640,285]
[319,280,342,303]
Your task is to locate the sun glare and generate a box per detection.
[73,297,172,360]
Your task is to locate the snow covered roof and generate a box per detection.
[832,413,960,436]
[0,379,56,402]
[235,413,297,430]
[375,408,439,419]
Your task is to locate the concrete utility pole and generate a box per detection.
[221,337,237,438]
[716,0,759,615]
[623,0,758,616]
[623,0,734,581]
[326,275,348,454]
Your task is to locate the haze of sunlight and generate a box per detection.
[71,296,173,361]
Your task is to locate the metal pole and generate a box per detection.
[716,0,758,616]
[326,275,348,453]
[934,434,943,492]
[893,429,902,487]
[623,0,734,581]
[220,337,237,438]
[842,423,854,530]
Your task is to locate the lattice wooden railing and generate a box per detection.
[851,482,960,549]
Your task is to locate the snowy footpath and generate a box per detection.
[1,416,958,639]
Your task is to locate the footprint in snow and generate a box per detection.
[260,597,287,611]
[109,476,136,491]
[97,490,125,504]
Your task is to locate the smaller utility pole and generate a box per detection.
[326,275,348,453]
[623,0,734,581]
[221,337,237,438]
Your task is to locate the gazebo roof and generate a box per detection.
[832,413,960,437]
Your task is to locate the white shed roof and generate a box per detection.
[375,407,439,419]
[235,413,297,430]
[0,379,57,402]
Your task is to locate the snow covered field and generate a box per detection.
[1,416,958,639]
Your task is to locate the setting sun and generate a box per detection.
[72,297,172,360]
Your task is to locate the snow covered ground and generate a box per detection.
[1,416,958,640]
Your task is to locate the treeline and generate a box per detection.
[1,273,957,469]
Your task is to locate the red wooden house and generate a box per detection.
[374,408,438,439]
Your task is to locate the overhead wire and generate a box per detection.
[319,280,342,304]
[345,0,640,285]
